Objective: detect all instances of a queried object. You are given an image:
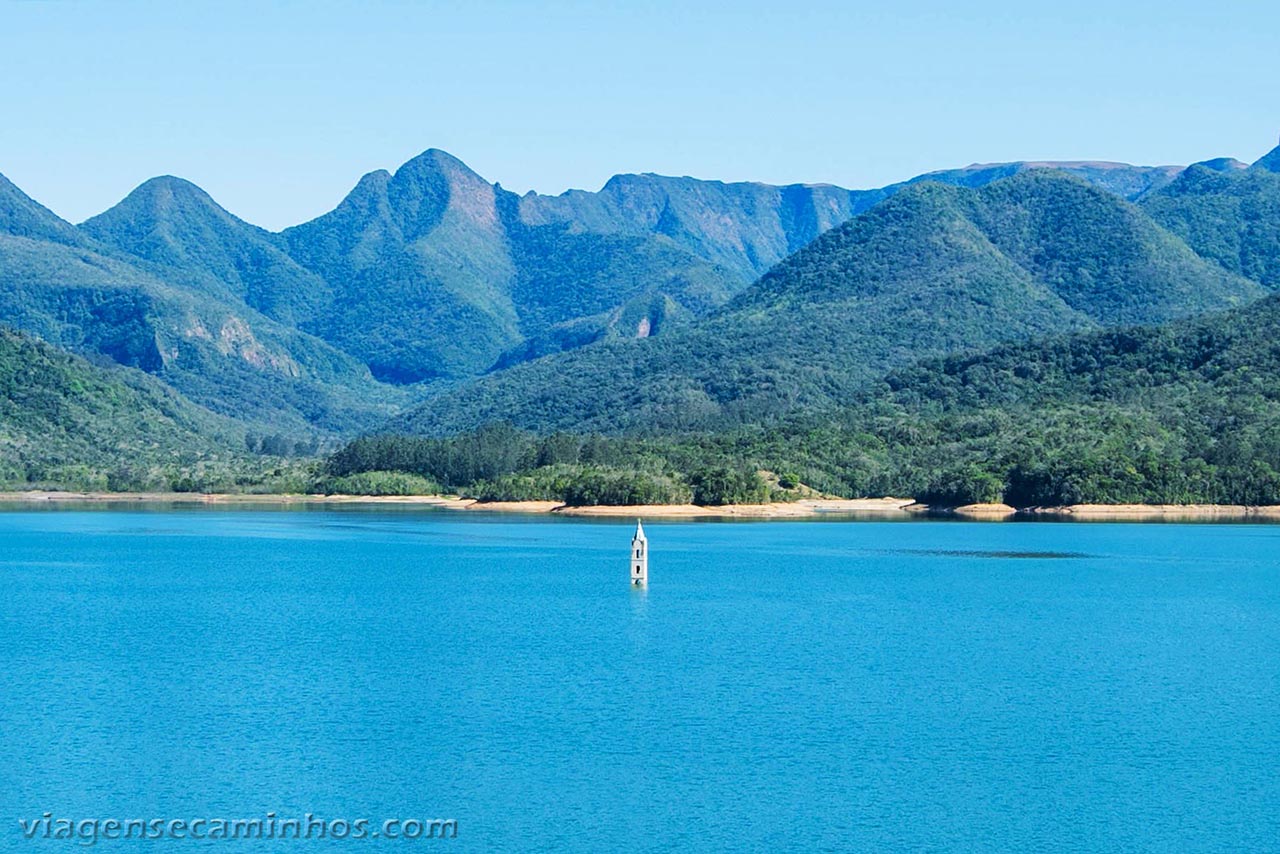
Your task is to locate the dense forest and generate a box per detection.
[324,292,1280,508]
[0,326,290,492]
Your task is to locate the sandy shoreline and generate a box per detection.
[2,491,1279,520]
[1020,503,1280,520]
[0,490,476,508]
[0,492,914,518]
[553,498,916,518]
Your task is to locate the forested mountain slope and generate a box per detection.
[0,325,243,487]
[330,290,1280,508]
[1141,144,1280,290]
[390,170,1261,436]
[0,172,403,434]
[9,148,1193,399]
[82,175,333,327]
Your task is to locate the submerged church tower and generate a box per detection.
[631,520,648,586]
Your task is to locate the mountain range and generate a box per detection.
[393,165,1272,435]
[0,172,401,435]
[2,141,1280,478]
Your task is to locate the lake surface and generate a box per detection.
[2,508,1279,852]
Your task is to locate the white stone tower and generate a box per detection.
[630,519,648,586]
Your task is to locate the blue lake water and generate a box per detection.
[2,508,1280,852]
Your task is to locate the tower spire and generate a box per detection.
[630,519,648,586]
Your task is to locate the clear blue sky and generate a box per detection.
[2,0,1278,230]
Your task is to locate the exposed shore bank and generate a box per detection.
[0,492,913,518]
[0,490,475,508]
[4,491,1280,520]
[554,498,915,518]
[1020,503,1280,520]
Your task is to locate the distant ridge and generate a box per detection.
[51,151,1207,390]
[0,172,93,248]
[1253,143,1280,173]
[899,160,1182,199]
[1190,157,1250,173]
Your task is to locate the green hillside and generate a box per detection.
[498,222,734,366]
[329,290,1280,508]
[0,232,404,433]
[897,160,1181,200]
[518,161,1181,282]
[0,173,95,248]
[951,170,1254,323]
[281,153,524,381]
[280,150,742,381]
[1140,145,1280,289]
[0,325,245,489]
[1254,144,1280,174]
[833,291,1280,506]
[9,143,1280,504]
[6,147,1271,450]
[391,170,1261,436]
